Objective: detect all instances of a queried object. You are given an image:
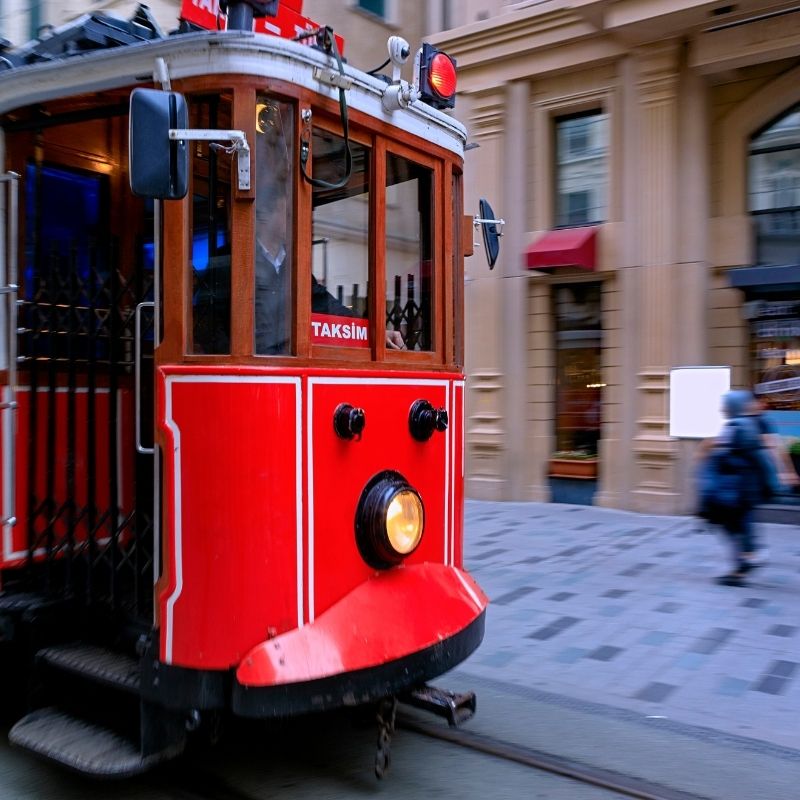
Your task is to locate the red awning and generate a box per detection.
[525,226,597,271]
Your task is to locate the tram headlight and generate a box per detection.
[356,471,424,569]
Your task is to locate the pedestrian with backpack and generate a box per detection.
[697,389,779,587]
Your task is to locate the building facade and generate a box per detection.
[432,0,800,514]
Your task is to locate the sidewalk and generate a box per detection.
[457,500,800,751]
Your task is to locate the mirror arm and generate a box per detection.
[473,216,505,234]
[168,128,251,190]
[472,215,506,250]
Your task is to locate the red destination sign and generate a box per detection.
[179,0,344,53]
[311,313,369,348]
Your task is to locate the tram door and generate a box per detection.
[14,156,156,624]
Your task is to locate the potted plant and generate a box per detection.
[788,438,800,476]
[548,451,599,479]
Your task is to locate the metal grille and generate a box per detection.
[335,274,431,351]
[386,273,428,351]
[18,237,155,620]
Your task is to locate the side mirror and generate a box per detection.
[129,88,188,199]
[478,198,503,269]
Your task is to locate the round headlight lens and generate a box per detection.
[386,490,424,555]
[356,471,425,569]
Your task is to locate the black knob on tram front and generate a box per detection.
[334,403,366,440]
[409,399,449,441]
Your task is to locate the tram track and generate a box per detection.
[153,715,713,800]
[397,712,712,800]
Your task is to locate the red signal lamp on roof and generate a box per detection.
[417,43,457,110]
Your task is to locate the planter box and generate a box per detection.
[548,457,598,480]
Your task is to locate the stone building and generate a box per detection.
[431,0,800,514]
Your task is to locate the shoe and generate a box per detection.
[716,573,746,587]
[741,550,768,571]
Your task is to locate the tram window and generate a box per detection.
[311,129,370,348]
[385,155,434,352]
[22,162,111,364]
[254,96,295,355]
[189,95,232,355]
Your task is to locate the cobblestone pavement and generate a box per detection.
[458,500,800,750]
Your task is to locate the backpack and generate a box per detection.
[696,447,746,524]
[696,417,779,523]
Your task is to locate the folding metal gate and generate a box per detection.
[13,167,156,623]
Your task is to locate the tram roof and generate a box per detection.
[0,26,467,156]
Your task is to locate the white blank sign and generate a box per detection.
[669,367,731,439]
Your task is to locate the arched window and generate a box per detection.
[749,107,800,265]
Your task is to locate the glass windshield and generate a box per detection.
[311,128,370,348]
[254,95,294,355]
[385,154,434,351]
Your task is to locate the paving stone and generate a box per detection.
[639,631,675,646]
[633,682,677,702]
[689,628,736,654]
[527,616,582,641]
[598,605,625,617]
[769,660,798,678]
[492,586,538,606]
[766,624,797,637]
[554,647,587,664]
[716,676,750,697]
[752,675,789,695]
[586,645,624,662]
[675,653,708,670]
[619,562,655,577]
[601,589,630,598]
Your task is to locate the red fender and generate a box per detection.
[236,563,487,687]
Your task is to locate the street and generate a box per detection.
[2,500,799,799]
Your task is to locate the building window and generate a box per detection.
[749,107,800,266]
[553,283,603,457]
[555,111,608,228]
[356,0,386,18]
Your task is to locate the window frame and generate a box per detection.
[553,109,608,230]
[353,0,391,23]
[305,114,376,364]
[382,139,444,366]
[748,105,800,267]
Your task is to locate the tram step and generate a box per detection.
[0,592,55,614]
[9,707,157,777]
[37,643,141,693]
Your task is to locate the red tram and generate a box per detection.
[0,0,496,778]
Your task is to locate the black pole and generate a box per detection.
[224,1,279,31]
[227,3,254,31]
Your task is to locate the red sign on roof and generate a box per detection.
[179,0,344,53]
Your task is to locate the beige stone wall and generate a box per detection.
[434,0,800,513]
